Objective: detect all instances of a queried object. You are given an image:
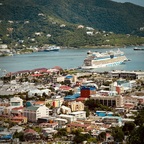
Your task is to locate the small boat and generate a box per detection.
[44,45,60,52]
[133,47,144,51]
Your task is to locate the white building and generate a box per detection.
[10,97,23,107]
[54,118,68,128]
[61,105,71,114]
[69,111,86,120]
[68,101,84,112]
[59,114,77,123]
[24,105,49,122]
[9,125,24,133]
[28,88,51,97]
[0,44,8,49]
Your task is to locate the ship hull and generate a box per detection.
[44,49,59,52]
[81,60,123,69]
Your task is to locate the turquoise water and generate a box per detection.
[0,46,144,74]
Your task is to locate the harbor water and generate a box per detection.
[0,46,144,75]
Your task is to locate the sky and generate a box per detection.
[112,0,144,7]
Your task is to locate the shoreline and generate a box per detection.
[0,44,144,58]
[59,43,144,49]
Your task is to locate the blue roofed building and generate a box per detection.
[64,93,80,101]
[102,116,122,126]
[0,132,13,141]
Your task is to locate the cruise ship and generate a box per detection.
[81,49,128,69]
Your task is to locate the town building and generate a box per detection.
[45,97,64,108]
[10,97,23,107]
[69,111,86,120]
[23,105,49,122]
[67,101,84,112]
[90,95,124,107]
[59,114,77,123]
[67,122,91,133]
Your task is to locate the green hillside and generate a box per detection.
[0,0,144,48]
[1,0,144,34]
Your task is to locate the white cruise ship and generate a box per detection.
[81,49,128,69]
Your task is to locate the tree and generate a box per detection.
[98,131,106,142]
[84,106,90,117]
[127,125,144,144]
[13,131,24,141]
[73,132,91,144]
[111,126,124,143]
[135,109,144,126]
[55,128,67,137]
[122,121,135,135]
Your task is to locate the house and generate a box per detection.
[68,101,84,112]
[11,115,27,124]
[86,31,93,35]
[45,97,64,108]
[46,34,51,37]
[123,96,138,107]
[39,122,58,129]
[59,114,77,123]
[102,116,122,126]
[0,131,13,141]
[0,44,8,49]
[60,24,66,28]
[35,32,42,36]
[80,85,97,98]
[9,125,24,133]
[11,70,30,77]
[10,97,23,107]
[33,101,45,106]
[31,67,48,73]
[64,93,80,101]
[61,105,71,114]
[69,111,86,120]
[4,97,23,115]
[28,88,51,97]
[23,105,49,122]
[64,75,77,84]
[67,122,91,133]
[37,117,55,124]
[24,129,40,141]
[54,118,68,128]
[0,127,7,132]
[42,128,57,137]
[86,27,94,31]
[77,25,84,29]
[11,106,24,116]
[59,85,72,92]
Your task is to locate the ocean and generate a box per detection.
[0,46,144,75]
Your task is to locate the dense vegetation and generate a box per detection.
[1,0,144,34]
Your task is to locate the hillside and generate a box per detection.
[0,0,144,48]
[1,0,144,34]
